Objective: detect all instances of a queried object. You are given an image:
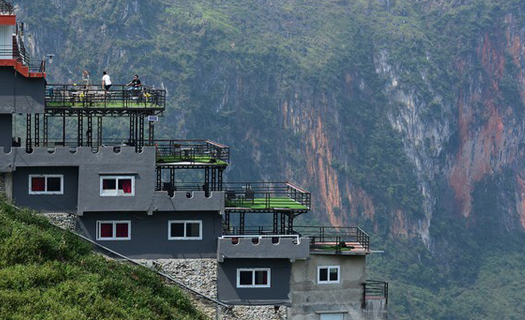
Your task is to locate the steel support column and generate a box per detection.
[129,114,135,146]
[280,212,286,234]
[273,212,278,234]
[138,114,144,152]
[239,212,245,235]
[77,114,83,147]
[148,121,154,144]
[205,168,210,191]
[34,114,39,147]
[224,212,231,232]
[288,213,293,234]
[218,168,223,191]
[87,115,93,147]
[156,167,162,191]
[26,113,32,153]
[97,117,102,149]
[43,114,48,147]
[211,168,217,191]
[62,111,66,145]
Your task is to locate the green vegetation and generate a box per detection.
[225,197,308,210]
[0,201,204,320]
[157,155,228,166]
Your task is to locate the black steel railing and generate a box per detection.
[154,140,230,164]
[293,226,370,253]
[223,182,311,211]
[0,0,14,15]
[364,280,389,305]
[223,226,282,236]
[0,41,45,73]
[45,84,166,109]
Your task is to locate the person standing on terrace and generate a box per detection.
[102,71,112,93]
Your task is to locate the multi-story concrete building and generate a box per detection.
[0,2,387,319]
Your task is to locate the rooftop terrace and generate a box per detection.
[294,226,370,255]
[223,182,311,212]
[45,84,165,114]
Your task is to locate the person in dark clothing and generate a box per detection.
[127,75,142,99]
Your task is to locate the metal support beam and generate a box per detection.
[129,113,135,146]
[43,114,48,147]
[288,213,293,234]
[26,113,32,153]
[205,168,210,191]
[211,168,217,191]
[138,114,144,152]
[239,212,245,235]
[77,114,83,147]
[34,114,39,147]
[97,117,102,150]
[224,212,230,232]
[62,111,66,146]
[169,168,175,187]
[280,212,286,234]
[273,212,278,234]
[156,167,162,191]
[87,115,93,147]
[218,168,223,191]
[148,121,154,144]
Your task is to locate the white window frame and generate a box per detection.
[236,268,271,288]
[168,220,203,240]
[317,266,341,284]
[96,220,131,241]
[100,175,135,197]
[28,174,64,195]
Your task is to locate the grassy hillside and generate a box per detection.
[0,201,205,320]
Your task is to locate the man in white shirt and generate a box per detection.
[102,71,112,93]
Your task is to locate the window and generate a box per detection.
[236,268,271,288]
[168,221,202,240]
[100,176,135,196]
[319,313,344,320]
[96,221,131,240]
[318,266,340,284]
[29,175,64,195]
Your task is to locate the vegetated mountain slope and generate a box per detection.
[12,0,525,318]
[0,201,204,320]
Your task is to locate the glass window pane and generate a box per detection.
[170,223,184,237]
[319,268,328,282]
[47,177,61,192]
[186,223,200,238]
[254,270,268,285]
[31,177,45,192]
[118,179,132,194]
[329,268,339,282]
[320,314,344,320]
[100,223,113,238]
[102,179,116,190]
[115,223,129,238]
[239,271,253,286]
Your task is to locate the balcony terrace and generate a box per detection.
[45,84,165,115]
[294,226,370,255]
[221,182,310,212]
[155,140,229,167]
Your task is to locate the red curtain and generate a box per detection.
[120,179,132,194]
[31,177,45,192]
[115,223,129,238]
[100,223,113,238]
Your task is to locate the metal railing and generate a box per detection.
[45,84,166,109]
[155,140,230,164]
[223,182,311,210]
[220,234,301,244]
[364,280,389,305]
[294,226,370,253]
[0,41,45,73]
[0,0,13,15]
[223,226,286,236]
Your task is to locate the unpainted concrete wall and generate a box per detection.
[288,255,366,320]
[0,67,45,114]
[217,258,291,306]
[12,166,79,213]
[78,211,222,259]
[0,114,12,153]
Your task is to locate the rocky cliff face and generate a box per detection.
[12,0,525,317]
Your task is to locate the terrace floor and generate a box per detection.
[309,241,368,255]
[157,155,228,166]
[225,197,308,210]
